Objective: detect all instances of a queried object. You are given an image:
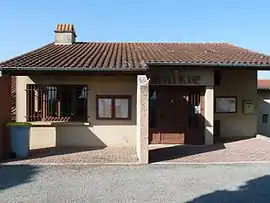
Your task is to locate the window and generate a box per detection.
[262,114,269,123]
[96,95,131,120]
[26,84,88,122]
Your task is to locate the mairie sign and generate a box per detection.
[151,71,201,85]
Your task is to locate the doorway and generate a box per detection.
[149,86,205,145]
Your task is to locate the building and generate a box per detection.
[258,80,270,137]
[1,24,270,163]
[0,75,12,159]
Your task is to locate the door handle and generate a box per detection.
[160,113,164,120]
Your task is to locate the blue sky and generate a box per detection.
[1,0,270,78]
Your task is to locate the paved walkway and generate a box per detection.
[150,138,270,163]
[1,146,138,165]
[2,137,270,165]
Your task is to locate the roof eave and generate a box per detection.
[258,88,270,91]
[146,61,270,69]
[0,66,149,73]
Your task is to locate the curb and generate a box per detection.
[151,161,270,165]
[256,134,270,141]
[2,161,270,166]
[0,162,141,166]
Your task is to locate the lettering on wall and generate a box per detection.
[151,71,201,85]
[178,75,201,84]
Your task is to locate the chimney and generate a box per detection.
[54,24,76,45]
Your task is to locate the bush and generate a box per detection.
[6,122,32,127]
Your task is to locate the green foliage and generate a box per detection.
[6,122,32,127]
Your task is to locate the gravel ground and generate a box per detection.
[1,164,270,202]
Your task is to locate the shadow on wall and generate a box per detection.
[187,175,270,202]
[31,125,107,159]
[55,125,107,148]
[0,164,40,190]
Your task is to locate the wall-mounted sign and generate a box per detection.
[178,75,201,85]
[215,97,237,113]
[151,70,201,85]
[243,100,255,114]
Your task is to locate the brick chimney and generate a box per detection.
[54,24,76,45]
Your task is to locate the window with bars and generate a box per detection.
[26,84,88,122]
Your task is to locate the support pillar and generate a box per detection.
[16,76,27,122]
[204,86,214,145]
[136,75,149,164]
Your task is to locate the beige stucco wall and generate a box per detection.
[215,69,258,138]
[30,127,56,150]
[19,68,257,150]
[17,75,137,147]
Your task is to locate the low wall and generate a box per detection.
[30,125,136,149]
[30,127,56,150]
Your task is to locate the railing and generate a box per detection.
[26,84,88,122]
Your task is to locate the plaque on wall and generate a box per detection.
[215,97,237,113]
[243,100,255,114]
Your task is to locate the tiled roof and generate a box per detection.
[1,42,270,69]
[258,79,270,90]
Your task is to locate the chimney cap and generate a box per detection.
[55,24,76,36]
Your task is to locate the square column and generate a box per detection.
[204,86,214,145]
[16,76,27,122]
[136,75,149,164]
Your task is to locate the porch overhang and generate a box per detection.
[0,66,148,76]
[146,61,270,70]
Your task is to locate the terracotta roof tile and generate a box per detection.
[1,42,270,69]
[258,80,270,90]
[55,24,75,32]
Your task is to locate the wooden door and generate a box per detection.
[150,87,188,144]
[149,86,205,145]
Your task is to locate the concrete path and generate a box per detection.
[1,164,270,202]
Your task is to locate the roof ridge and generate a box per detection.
[226,43,269,57]
[72,41,231,45]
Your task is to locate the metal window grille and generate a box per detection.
[26,84,88,122]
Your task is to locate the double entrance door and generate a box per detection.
[149,86,205,145]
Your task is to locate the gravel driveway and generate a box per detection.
[1,164,270,202]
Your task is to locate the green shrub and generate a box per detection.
[6,122,32,127]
